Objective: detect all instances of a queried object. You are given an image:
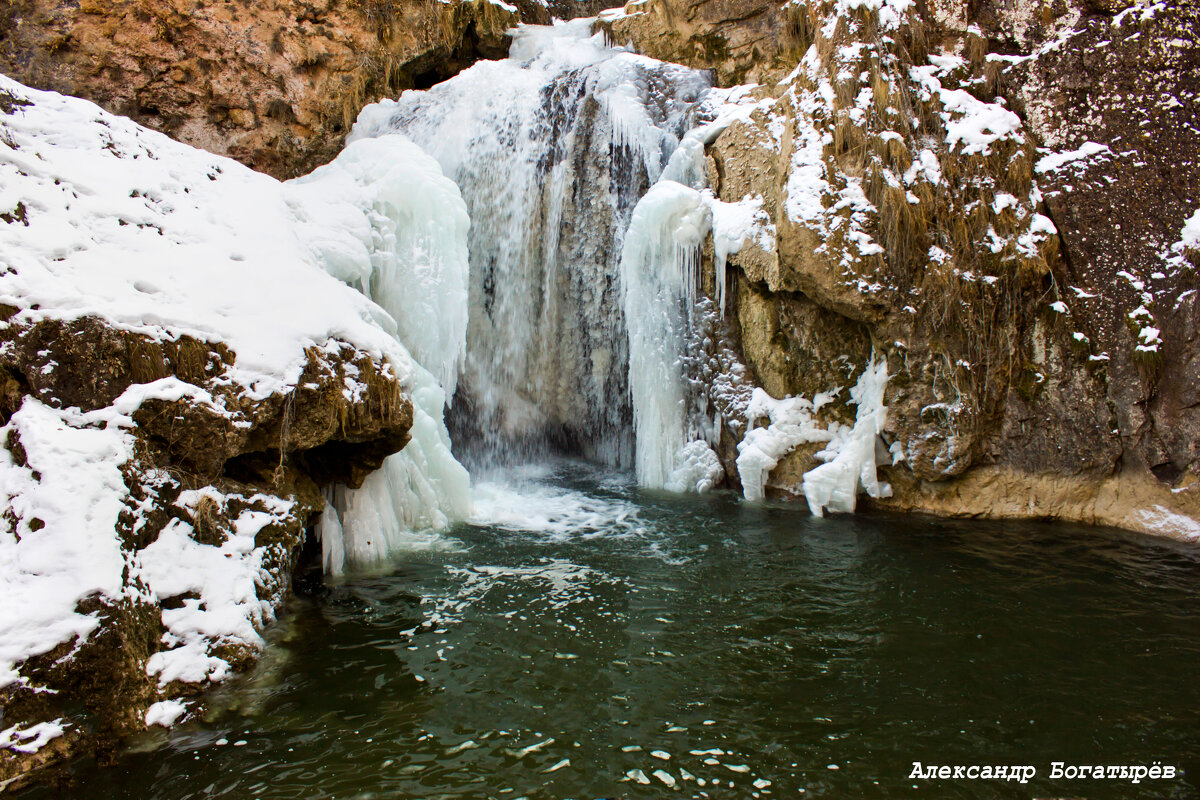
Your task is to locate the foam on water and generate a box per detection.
[469,479,646,540]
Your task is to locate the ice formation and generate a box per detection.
[288,135,473,575]
[351,20,712,469]
[736,359,891,516]
[617,90,780,492]
[619,180,713,489]
[349,22,780,496]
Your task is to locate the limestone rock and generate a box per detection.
[639,0,1199,537]
[0,318,413,787]
[0,0,528,178]
[597,0,788,85]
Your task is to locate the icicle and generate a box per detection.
[619,181,717,489]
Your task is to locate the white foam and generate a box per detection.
[470,480,645,540]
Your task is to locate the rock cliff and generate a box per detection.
[604,0,1200,539]
[0,0,608,179]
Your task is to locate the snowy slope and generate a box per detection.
[0,74,472,735]
[0,74,414,398]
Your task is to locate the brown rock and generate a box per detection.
[0,0,525,178]
[0,314,414,786]
[627,0,1199,533]
[597,0,788,85]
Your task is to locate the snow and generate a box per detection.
[936,89,1022,156]
[139,505,281,685]
[1035,141,1113,174]
[0,720,65,754]
[828,0,914,31]
[1134,506,1200,542]
[0,75,412,402]
[1182,210,1200,253]
[779,49,885,267]
[1163,207,1200,273]
[0,399,132,690]
[707,192,776,314]
[909,64,1025,157]
[145,700,187,728]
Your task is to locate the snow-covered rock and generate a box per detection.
[0,73,467,781]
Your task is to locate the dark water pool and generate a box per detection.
[19,461,1200,799]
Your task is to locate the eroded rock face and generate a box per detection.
[0,0,572,178]
[0,318,413,786]
[610,0,1199,538]
[598,0,788,85]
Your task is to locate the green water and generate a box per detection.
[21,461,1200,799]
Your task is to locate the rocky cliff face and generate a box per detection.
[0,0,610,179]
[604,0,1200,540]
[0,322,412,787]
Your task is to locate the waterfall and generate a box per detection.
[299,19,804,572]
[349,20,712,471]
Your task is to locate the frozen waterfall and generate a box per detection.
[287,135,472,575]
[300,17,891,573]
[350,19,712,471]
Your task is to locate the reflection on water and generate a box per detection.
[20,460,1200,799]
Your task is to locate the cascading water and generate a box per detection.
[304,19,889,573]
[349,20,713,471]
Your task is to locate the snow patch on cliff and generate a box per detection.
[0,399,132,690]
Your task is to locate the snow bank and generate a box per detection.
[139,490,296,685]
[0,73,476,733]
[0,75,410,400]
